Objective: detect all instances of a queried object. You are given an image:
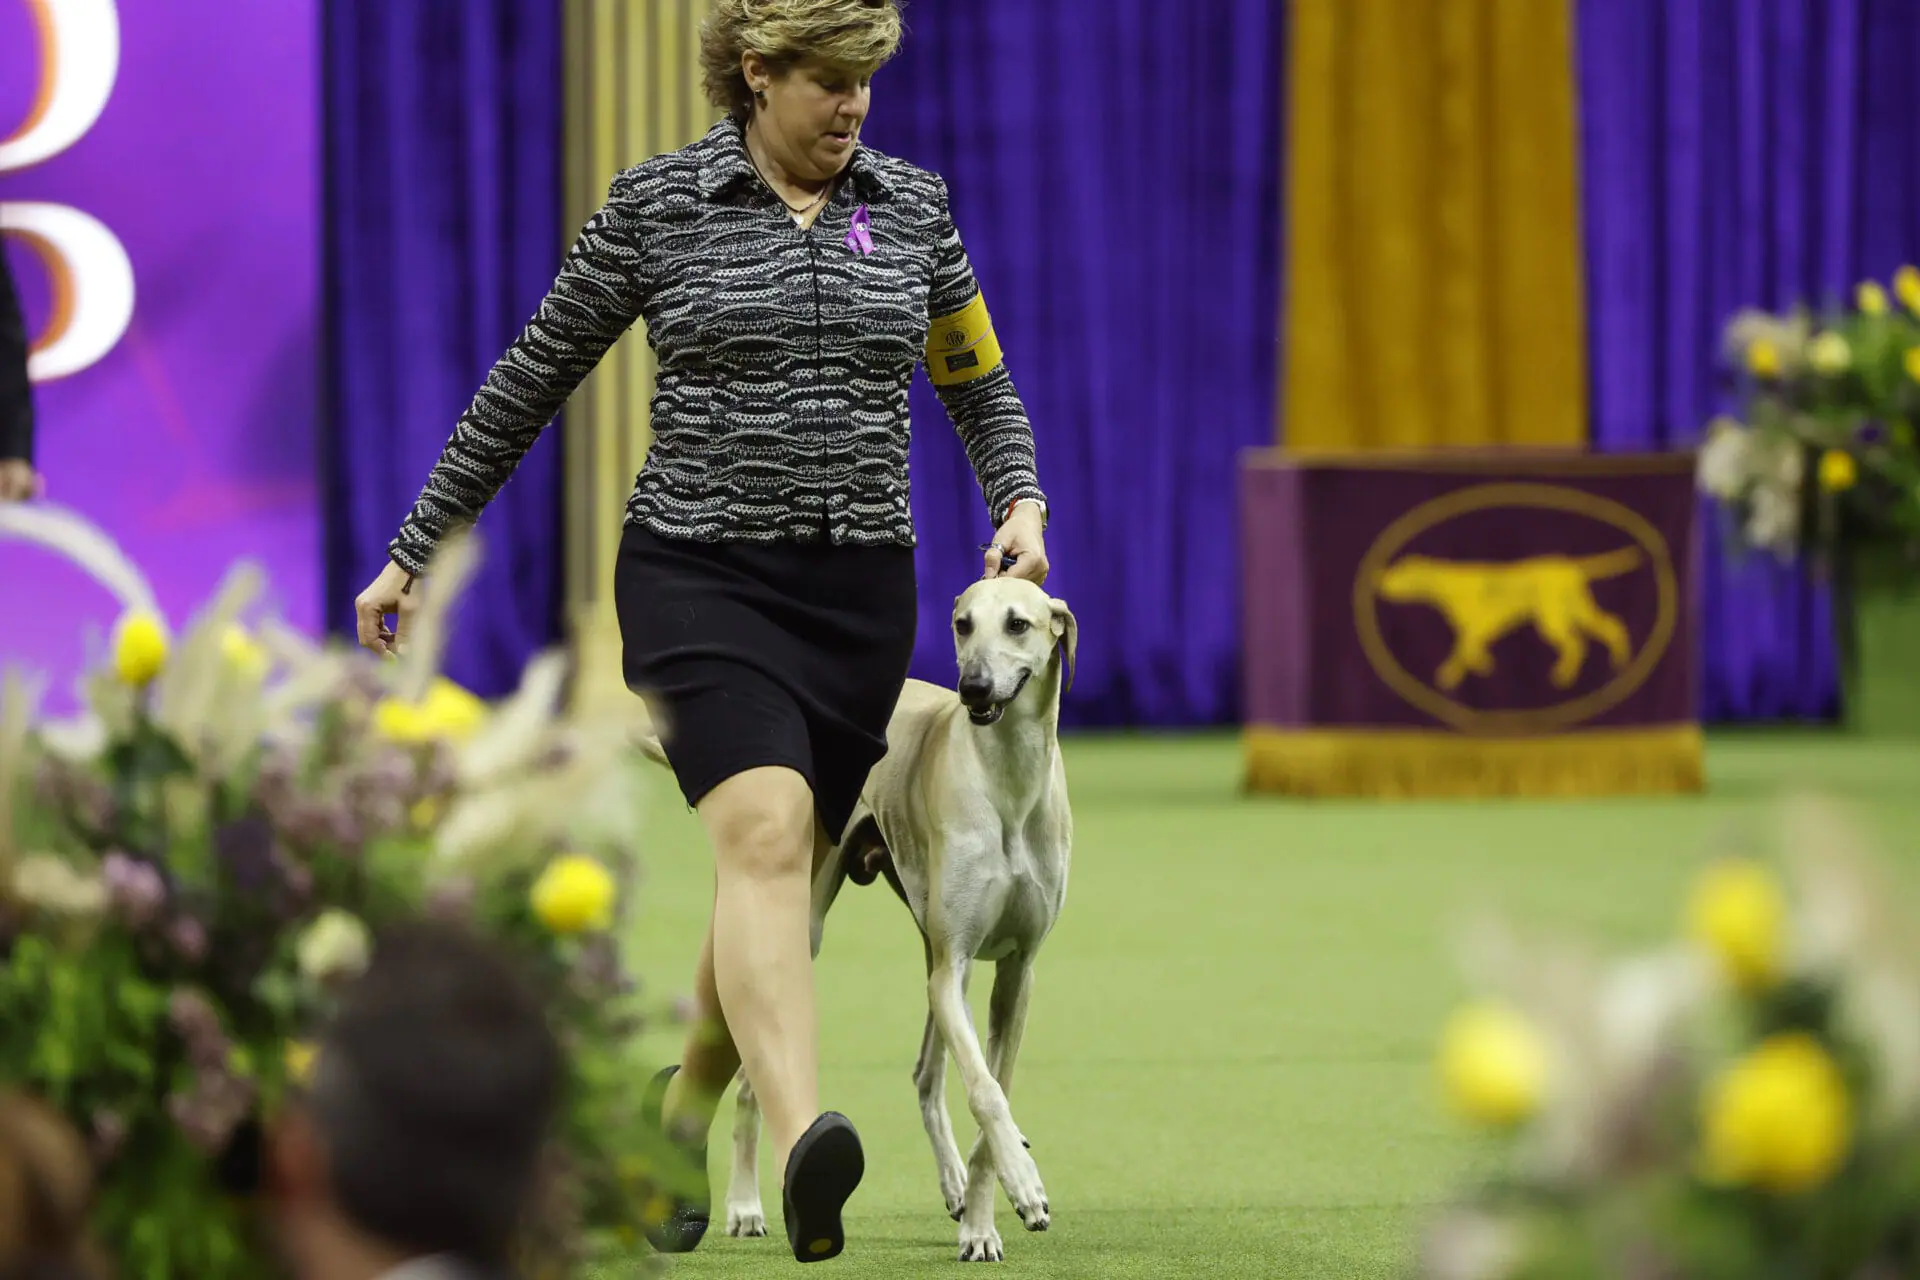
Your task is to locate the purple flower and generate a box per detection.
[214,812,278,893]
[167,916,208,964]
[90,1109,128,1163]
[425,876,476,921]
[1856,421,1888,446]
[166,1067,255,1156]
[325,805,366,854]
[167,987,232,1070]
[101,852,167,926]
[277,854,314,903]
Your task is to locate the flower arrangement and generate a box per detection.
[1697,267,1920,564]
[1416,796,1920,1280]
[0,506,687,1278]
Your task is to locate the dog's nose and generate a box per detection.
[958,674,993,706]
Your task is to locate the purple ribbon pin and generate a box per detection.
[845,204,874,256]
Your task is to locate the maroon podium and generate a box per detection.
[1239,450,1703,798]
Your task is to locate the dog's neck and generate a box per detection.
[963,654,1063,814]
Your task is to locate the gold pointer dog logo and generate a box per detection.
[1374,547,1642,691]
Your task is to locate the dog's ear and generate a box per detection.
[1047,597,1078,694]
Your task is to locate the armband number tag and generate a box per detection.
[925,292,1004,387]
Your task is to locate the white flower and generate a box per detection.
[11,854,108,918]
[296,909,372,981]
[1697,418,1753,499]
[1745,481,1802,556]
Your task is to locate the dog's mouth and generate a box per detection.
[964,671,1031,726]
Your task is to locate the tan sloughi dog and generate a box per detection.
[665,575,1077,1264]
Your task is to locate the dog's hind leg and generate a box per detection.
[930,944,1047,1261]
[915,938,971,1221]
[725,1068,768,1236]
[959,950,1049,1249]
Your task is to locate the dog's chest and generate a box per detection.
[964,835,1064,961]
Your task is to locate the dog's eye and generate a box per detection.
[955,617,973,637]
[1005,617,1031,635]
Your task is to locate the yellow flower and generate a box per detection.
[1896,265,1920,314]
[1700,1033,1851,1195]
[1745,338,1782,379]
[1807,332,1851,375]
[1857,281,1890,315]
[372,678,488,744]
[1684,857,1786,992]
[1818,449,1858,492]
[112,611,169,687]
[409,797,442,831]
[643,1194,673,1229]
[530,853,616,934]
[219,624,269,681]
[1437,1001,1548,1128]
[284,1041,316,1085]
[1904,346,1920,384]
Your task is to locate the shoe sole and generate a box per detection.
[641,1065,710,1254]
[784,1114,865,1263]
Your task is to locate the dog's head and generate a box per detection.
[1375,556,1440,602]
[950,577,1077,726]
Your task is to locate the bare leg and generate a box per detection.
[695,767,820,1177]
[663,908,743,1140]
[727,821,844,1235]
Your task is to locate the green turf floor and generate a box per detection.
[597,730,1920,1278]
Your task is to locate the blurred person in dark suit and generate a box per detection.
[0,245,39,502]
[267,920,564,1280]
[0,1090,106,1280]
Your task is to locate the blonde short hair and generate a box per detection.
[699,0,905,117]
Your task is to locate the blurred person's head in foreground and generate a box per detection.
[0,1090,103,1280]
[268,919,563,1280]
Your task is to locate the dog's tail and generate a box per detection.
[1574,546,1643,580]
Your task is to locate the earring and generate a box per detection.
[754,88,767,106]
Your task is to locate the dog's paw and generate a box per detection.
[941,1170,969,1221]
[725,1203,767,1237]
[958,1222,1004,1262]
[996,1147,1049,1233]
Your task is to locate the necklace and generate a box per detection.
[744,120,833,217]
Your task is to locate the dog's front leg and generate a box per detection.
[724,1068,768,1236]
[915,938,970,1221]
[929,947,1047,1261]
[961,951,1047,1239]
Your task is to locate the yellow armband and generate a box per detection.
[925,292,1005,387]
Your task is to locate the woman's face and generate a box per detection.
[749,55,873,181]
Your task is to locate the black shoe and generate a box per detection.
[782,1112,865,1263]
[640,1065,709,1254]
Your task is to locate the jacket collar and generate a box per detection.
[695,114,891,203]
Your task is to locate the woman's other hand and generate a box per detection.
[354,560,419,655]
[983,502,1048,585]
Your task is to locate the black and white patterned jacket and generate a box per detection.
[388,115,1046,575]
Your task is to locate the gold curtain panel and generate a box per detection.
[1281,0,1588,451]
[561,0,718,620]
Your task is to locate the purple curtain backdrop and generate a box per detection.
[861,2,1285,727]
[322,1,563,696]
[1575,0,1920,721]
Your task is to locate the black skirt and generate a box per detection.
[613,523,918,842]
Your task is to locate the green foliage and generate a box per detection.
[1,629,667,1276]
